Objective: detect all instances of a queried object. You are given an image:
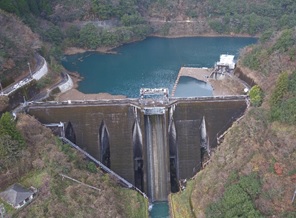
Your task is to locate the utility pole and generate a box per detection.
[0,81,3,95]
[23,96,27,106]
[27,62,33,78]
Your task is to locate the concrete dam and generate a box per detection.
[25,92,247,202]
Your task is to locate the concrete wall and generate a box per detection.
[32,57,48,81]
[58,74,74,93]
[173,99,246,179]
[26,98,247,194]
[27,103,135,184]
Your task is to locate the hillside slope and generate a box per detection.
[0,9,39,87]
[0,113,147,217]
[1,0,296,84]
[171,28,296,218]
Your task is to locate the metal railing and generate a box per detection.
[59,137,148,199]
[25,95,247,109]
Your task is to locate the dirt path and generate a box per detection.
[57,72,126,101]
[57,89,126,101]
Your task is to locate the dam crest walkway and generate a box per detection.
[24,95,249,110]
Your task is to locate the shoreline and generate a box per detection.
[64,46,118,55]
[172,67,245,97]
[150,33,258,39]
[59,67,245,101]
[61,34,254,100]
[58,72,127,100]
[64,33,257,55]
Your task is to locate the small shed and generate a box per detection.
[216,54,236,70]
[0,184,37,209]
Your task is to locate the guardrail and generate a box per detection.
[1,54,48,96]
[170,95,248,102]
[25,95,248,109]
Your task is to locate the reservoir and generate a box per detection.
[62,37,257,98]
[174,76,212,97]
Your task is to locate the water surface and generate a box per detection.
[62,37,257,97]
[150,202,170,218]
[174,76,212,97]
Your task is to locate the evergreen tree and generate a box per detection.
[0,112,25,146]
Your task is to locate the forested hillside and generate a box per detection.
[0,9,39,87]
[171,27,296,218]
[0,1,296,217]
[1,0,296,82]
[0,113,147,217]
[205,0,296,34]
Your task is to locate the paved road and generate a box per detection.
[1,54,44,96]
[29,72,68,102]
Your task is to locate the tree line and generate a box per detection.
[0,0,51,18]
[207,0,296,35]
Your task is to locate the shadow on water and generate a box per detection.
[149,201,170,218]
[174,76,213,97]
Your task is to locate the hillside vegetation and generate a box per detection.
[1,1,296,217]
[171,28,296,217]
[1,0,296,84]
[0,113,148,217]
[0,10,39,87]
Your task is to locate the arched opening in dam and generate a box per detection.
[99,120,111,168]
[65,121,76,144]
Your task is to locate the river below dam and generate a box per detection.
[150,202,169,218]
[62,37,257,98]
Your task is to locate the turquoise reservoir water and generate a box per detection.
[150,202,170,218]
[62,37,257,98]
[174,76,212,97]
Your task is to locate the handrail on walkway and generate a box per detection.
[59,137,148,199]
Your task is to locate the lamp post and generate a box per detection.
[27,62,33,78]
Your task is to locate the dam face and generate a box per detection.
[26,96,247,201]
